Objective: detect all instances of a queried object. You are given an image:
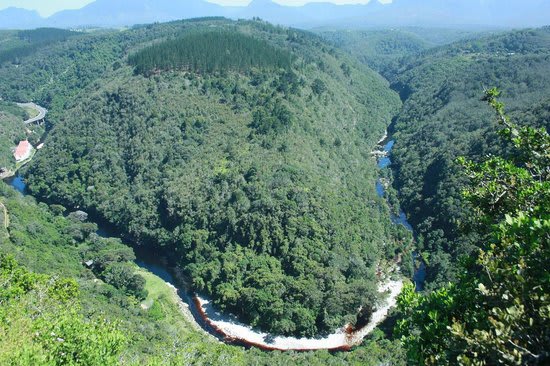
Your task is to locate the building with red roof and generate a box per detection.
[13,140,33,162]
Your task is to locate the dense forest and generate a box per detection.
[323,27,550,363]
[129,30,292,75]
[396,90,549,365]
[0,18,548,365]
[321,29,429,77]
[330,27,550,291]
[15,19,407,337]
[320,27,488,77]
[0,102,27,169]
[0,28,80,65]
[388,27,550,290]
[0,182,407,365]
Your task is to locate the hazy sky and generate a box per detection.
[0,0,94,16]
[0,0,390,17]
[207,0,389,6]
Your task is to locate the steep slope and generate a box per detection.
[0,179,407,366]
[386,27,550,289]
[23,19,404,337]
[0,102,27,170]
[320,27,492,74]
[320,29,430,76]
[395,89,550,365]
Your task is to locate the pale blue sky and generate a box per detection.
[208,0,389,6]
[0,0,94,16]
[0,0,390,17]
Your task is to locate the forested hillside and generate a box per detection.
[321,29,430,76]
[0,183,406,365]
[18,19,406,337]
[396,89,549,365]
[326,27,550,292]
[0,254,125,364]
[0,28,79,65]
[388,27,550,289]
[0,102,27,169]
[129,30,292,75]
[329,27,550,364]
[320,27,487,77]
[2,16,547,365]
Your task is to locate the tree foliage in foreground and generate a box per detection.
[387,27,550,290]
[0,255,125,365]
[396,89,550,365]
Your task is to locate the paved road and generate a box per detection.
[16,102,47,124]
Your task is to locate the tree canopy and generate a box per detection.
[128,30,292,75]
[396,89,550,365]
[22,18,403,337]
[0,254,126,365]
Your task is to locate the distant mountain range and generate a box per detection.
[1,0,549,29]
[0,7,43,29]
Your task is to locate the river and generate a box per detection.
[375,138,426,291]
[100,224,403,351]
[5,175,26,194]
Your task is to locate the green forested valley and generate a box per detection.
[396,89,549,365]
[9,19,406,337]
[325,26,550,364]
[0,181,406,364]
[0,11,548,366]
[388,27,550,290]
[321,29,430,77]
[329,26,550,290]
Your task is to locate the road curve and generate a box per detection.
[16,102,47,124]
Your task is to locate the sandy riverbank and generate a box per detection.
[193,278,403,351]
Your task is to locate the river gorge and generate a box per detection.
[3,133,422,351]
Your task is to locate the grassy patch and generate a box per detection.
[22,106,39,119]
[138,269,173,301]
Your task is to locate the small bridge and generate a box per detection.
[16,102,47,125]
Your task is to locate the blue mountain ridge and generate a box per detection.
[0,0,549,29]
